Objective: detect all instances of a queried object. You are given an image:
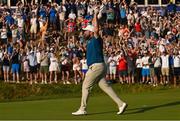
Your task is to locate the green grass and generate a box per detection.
[0,87,180,120]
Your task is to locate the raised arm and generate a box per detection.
[92,7,99,38]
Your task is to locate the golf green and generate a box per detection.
[0,87,180,120]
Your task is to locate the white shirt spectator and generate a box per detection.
[136,58,142,68]
[58,5,66,21]
[87,6,93,15]
[141,56,150,69]
[154,57,161,67]
[0,50,3,61]
[17,18,24,28]
[80,59,88,70]
[161,54,169,68]
[12,28,18,38]
[36,51,41,64]
[31,17,37,25]
[68,12,76,20]
[173,55,180,68]
[0,28,7,39]
[108,56,117,67]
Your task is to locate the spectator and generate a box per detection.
[27,50,38,84]
[49,52,59,84]
[141,51,150,84]
[40,49,49,84]
[118,52,127,84]
[2,52,10,82]
[80,55,88,80]
[11,48,20,83]
[161,51,170,85]
[108,52,117,82]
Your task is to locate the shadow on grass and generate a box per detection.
[125,101,180,115]
[87,101,180,116]
[88,111,117,115]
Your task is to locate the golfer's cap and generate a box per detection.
[167,31,172,35]
[30,50,34,53]
[83,25,95,32]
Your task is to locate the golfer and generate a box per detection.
[72,7,127,115]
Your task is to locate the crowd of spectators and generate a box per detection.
[0,0,179,87]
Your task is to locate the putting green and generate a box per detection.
[0,88,180,120]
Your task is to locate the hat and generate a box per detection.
[83,25,95,32]
[30,50,34,53]
[167,31,172,35]
[50,48,54,51]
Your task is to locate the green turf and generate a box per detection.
[0,88,180,120]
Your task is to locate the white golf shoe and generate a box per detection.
[117,103,127,115]
[72,109,87,116]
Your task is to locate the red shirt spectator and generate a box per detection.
[68,20,76,32]
[134,22,141,32]
[118,56,127,71]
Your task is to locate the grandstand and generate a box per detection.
[0,0,179,7]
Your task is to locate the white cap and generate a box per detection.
[50,48,54,51]
[83,25,95,32]
[167,31,172,35]
[30,50,34,53]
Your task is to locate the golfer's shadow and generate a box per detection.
[88,101,180,115]
[125,101,180,115]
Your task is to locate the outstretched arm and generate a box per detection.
[92,7,99,38]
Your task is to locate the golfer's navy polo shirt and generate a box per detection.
[86,37,104,66]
